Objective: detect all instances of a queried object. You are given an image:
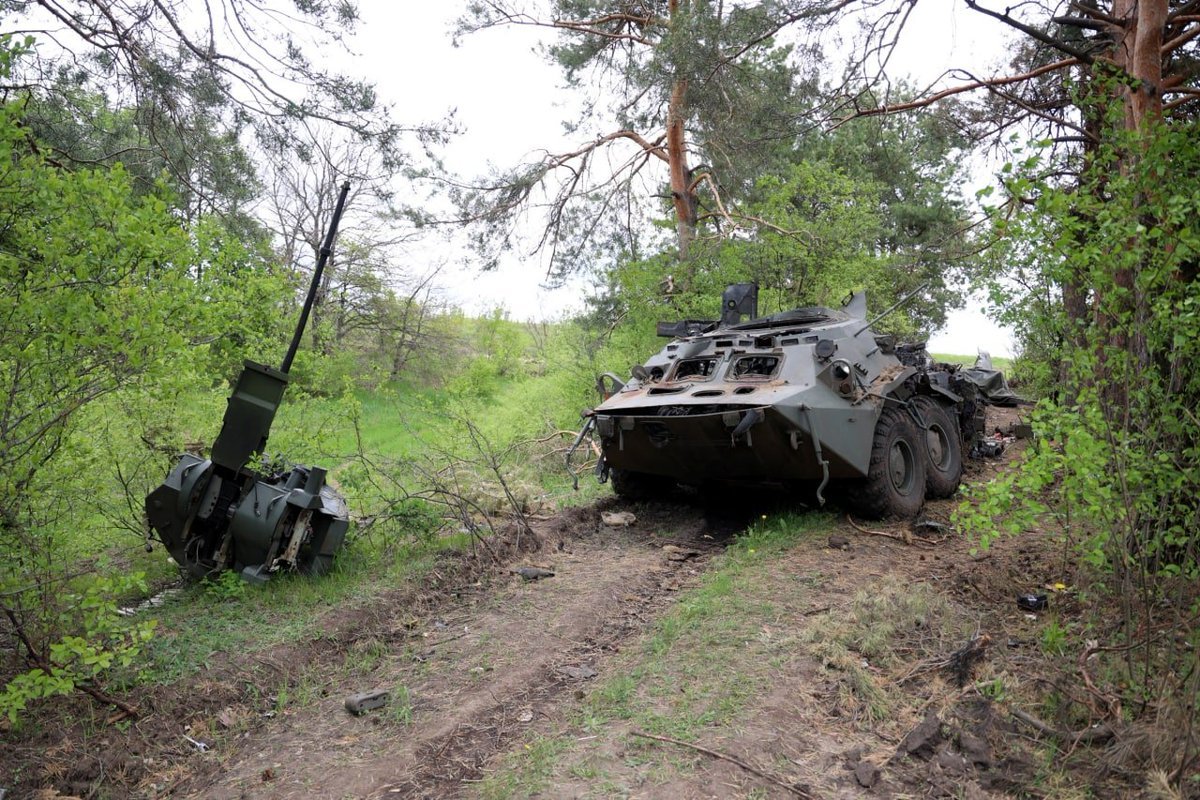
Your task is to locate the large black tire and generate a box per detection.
[846,406,927,519]
[911,395,964,499]
[610,468,673,501]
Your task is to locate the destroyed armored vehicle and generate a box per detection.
[574,284,998,519]
[145,183,353,583]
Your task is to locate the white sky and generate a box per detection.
[347,1,1020,356]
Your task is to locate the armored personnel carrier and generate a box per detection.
[574,284,993,518]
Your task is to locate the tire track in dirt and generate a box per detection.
[184,501,741,799]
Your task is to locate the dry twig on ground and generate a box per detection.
[631,731,814,798]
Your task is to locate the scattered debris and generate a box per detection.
[897,711,943,758]
[345,689,391,716]
[911,518,949,538]
[853,759,881,788]
[662,544,701,561]
[511,566,555,581]
[1017,593,1048,612]
[183,734,209,753]
[558,664,598,680]
[972,428,1017,459]
[601,510,637,527]
[828,534,851,550]
[971,439,1006,458]
[1009,421,1033,439]
[116,587,182,617]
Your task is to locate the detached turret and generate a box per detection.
[145,183,352,583]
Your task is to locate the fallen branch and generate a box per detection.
[893,633,990,686]
[630,731,814,798]
[1010,707,1115,745]
[845,514,909,542]
[845,515,945,548]
[426,631,470,648]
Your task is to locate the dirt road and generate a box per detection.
[178,503,745,799]
[168,468,1058,800]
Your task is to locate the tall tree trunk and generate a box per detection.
[1093,0,1168,399]
[666,0,697,261]
[1112,0,1166,131]
[667,76,695,259]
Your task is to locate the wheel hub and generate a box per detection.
[927,426,947,468]
[889,441,914,493]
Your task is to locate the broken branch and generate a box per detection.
[630,731,813,798]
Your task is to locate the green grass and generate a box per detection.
[385,684,414,726]
[478,734,572,800]
[127,532,457,687]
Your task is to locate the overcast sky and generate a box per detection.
[347,1,1020,356]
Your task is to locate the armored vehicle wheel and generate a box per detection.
[610,468,673,501]
[911,396,963,499]
[847,405,927,519]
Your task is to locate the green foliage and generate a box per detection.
[978,677,1008,702]
[203,571,250,602]
[444,308,531,399]
[715,162,885,312]
[962,121,1200,586]
[1040,618,1068,657]
[0,38,298,722]
[5,2,414,218]
[386,684,414,725]
[581,118,974,364]
[960,119,1200,761]
[0,575,156,724]
[802,98,975,331]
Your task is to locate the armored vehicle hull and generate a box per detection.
[581,285,986,519]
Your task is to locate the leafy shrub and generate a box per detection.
[0,575,156,724]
